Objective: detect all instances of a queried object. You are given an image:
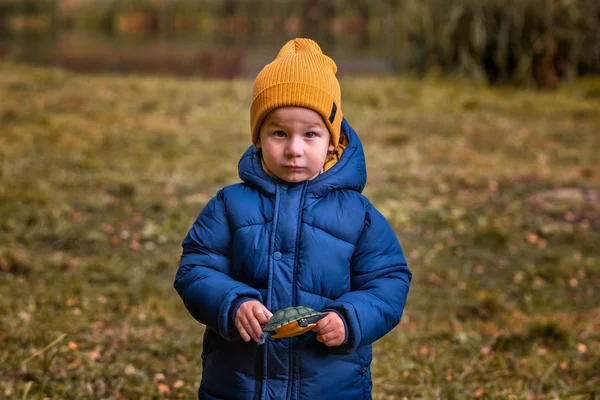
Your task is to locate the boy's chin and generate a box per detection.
[277,174,307,183]
[275,170,319,183]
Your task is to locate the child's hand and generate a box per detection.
[312,312,345,347]
[235,300,273,343]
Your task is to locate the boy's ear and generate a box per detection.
[328,143,335,152]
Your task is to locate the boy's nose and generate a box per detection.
[285,138,303,157]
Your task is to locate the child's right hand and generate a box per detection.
[235,300,273,343]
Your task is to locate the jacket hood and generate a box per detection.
[238,117,367,196]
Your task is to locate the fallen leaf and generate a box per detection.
[570,278,579,288]
[125,365,136,376]
[110,235,121,247]
[130,239,141,251]
[68,341,78,351]
[564,211,575,221]
[102,224,115,233]
[525,232,539,244]
[66,298,80,307]
[534,277,545,286]
[514,272,524,284]
[157,384,170,395]
[426,273,442,285]
[560,361,568,370]
[87,350,101,361]
[18,312,31,322]
[173,380,184,389]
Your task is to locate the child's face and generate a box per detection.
[259,107,334,183]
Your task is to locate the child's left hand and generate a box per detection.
[312,312,345,347]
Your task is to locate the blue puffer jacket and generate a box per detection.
[175,118,411,400]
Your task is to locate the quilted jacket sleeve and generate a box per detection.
[325,202,412,353]
[174,190,262,340]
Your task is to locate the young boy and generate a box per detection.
[175,38,412,400]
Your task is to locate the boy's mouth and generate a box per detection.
[284,165,304,171]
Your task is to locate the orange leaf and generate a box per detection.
[102,224,115,233]
[130,239,141,251]
[173,380,184,389]
[560,361,568,370]
[66,298,80,307]
[157,384,171,395]
[525,232,539,244]
[570,278,579,288]
[110,235,121,247]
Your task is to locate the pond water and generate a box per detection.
[0,31,393,78]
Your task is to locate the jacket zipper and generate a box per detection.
[261,184,282,400]
[288,181,308,400]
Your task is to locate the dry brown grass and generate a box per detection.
[0,62,598,398]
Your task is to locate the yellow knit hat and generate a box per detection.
[250,38,343,147]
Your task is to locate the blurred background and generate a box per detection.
[1,0,599,399]
[1,0,600,86]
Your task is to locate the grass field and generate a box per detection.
[0,62,598,399]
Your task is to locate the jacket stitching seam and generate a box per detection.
[182,243,230,261]
[297,289,334,301]
[302,222,355,246]
[236,220,272,230]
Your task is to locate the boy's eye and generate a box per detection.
[273,130,286,137]
[304,132,316,138]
